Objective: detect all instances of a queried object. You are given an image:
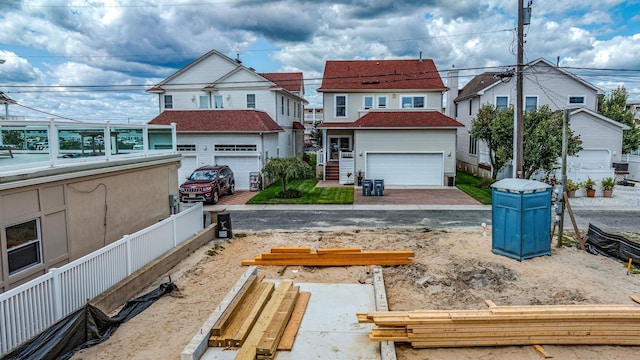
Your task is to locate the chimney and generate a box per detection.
[446,67,459,118]
[419,51,423,63]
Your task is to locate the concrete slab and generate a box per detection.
[200,282,379,360]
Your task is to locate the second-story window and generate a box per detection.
[281,96,285,115]
[363,96,373,110]
[164,95,173,109]
[525,96,538,112]
[335,95,347,117]
[469,99,473,115]
[199,95,209,109]
[569,96,585,105]
[287,98,290,116]
[401,96,425,108]
[214,95,224,109]
[377,96,387,109]
[247,94,256,109]
[496,96,508,110]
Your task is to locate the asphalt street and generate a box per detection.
[224,209,640,233]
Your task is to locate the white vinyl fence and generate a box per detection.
[624,154,640,181]
[0,203,204,356]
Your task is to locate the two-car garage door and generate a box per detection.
[366,153,443,186]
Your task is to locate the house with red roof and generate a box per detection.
[448,58,628,185]
[147,49,307,189]
[317,58,463,186]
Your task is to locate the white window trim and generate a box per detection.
[495,95,510,109]
[377,95,388,109]
[568,95,586,105]
[400,95,426,109]
[525,95,538,112]
[214,95,224,109]
[334,94,347,118]
[164,95,173,109]
[363,96,374,110]
[199,95,209,109]
[246,93,256,109]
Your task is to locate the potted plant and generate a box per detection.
[565,179,579,198]
[584,177,596,198]
[601,177,615,198]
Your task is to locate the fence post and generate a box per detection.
[124,235,132,276]
[172,213,178,247]
[50,267,63,321]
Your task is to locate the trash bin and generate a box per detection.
[216,211,232,239]
[374,179,384,196]
[362,179,373,196]
[491,178,551,261]
[249,172,262,191]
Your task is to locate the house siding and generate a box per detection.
[355,129,457,177]
[571,112,624,162]
[0,159,180,292]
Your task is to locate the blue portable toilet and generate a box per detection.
[362,179,373,196]
[490,178,551,261]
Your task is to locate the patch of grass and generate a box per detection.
[455,171,493,205]
[247,178,354,204]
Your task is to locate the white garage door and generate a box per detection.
[366,153,443,186]
[215,156,260,190]
[178,156,198,185]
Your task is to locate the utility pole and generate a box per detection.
[514,0,525,178]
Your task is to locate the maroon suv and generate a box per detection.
[179,165,235,204]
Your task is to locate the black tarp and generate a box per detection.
[585,223,640,265]
[2,282,177,360]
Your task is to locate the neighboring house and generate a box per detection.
[626,101,640,120]
[0,120,180,293]
[317,58,463,186]
[146,49,308,189]
[449,57,628,182]
[303,107,323,143]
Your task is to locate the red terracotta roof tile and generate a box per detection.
[318,111,463,128]
[318,59,446,91]
[148,110,283,132]
[292,121,305,130]
[259,72,303,92]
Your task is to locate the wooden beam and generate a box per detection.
[210,274,261,336]
[277,291,311,351]
[256,286,300,356]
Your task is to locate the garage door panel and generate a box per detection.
[367,153,442,186]
[215,156,260,190]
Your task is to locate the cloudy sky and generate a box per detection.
[1,0,639,123]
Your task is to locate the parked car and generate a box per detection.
[179,165,235,204]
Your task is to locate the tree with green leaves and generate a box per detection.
[470,104,514,179]
[599,86,640,154]
[261,157,312,196]
[470,104,582,179]
[521,105,582,179]
[2,130,24,148]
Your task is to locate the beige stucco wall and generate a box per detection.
[0,156,180,292]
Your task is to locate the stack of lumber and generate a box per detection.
[241,246,414,266]
[234,280,310,360]
[358,301,640,348]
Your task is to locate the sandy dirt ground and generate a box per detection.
[72,227,640,360]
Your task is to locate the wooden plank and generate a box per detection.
[209,281,274,347]
[316,247,362,254]
[234,281,293,360]
[270,247,311,253]
[410,336,640,348]
[256,286,300,356]
[277,291,311,351]
[210,274,261,336]
[533,344,553,358]
[226,281,275,347]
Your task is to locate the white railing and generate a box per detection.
[339,151,355,184]
[0,203,204,356]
